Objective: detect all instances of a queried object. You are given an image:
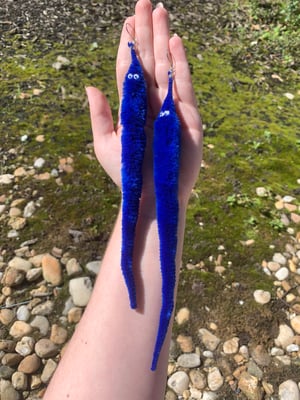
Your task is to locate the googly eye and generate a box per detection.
[159,111,165,117]
[133,74,139,80]
[127,73,133,79]
[164,110,170,116]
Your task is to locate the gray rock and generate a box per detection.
[177,353,201,368]
[30,315,50,336]
[35,339,59,358]
[16,305,30,322]
[86,260,102,275]
[0,365,15,379]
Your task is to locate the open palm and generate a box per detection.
[86,0,203,206]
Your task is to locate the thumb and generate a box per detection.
[85,86,115,145]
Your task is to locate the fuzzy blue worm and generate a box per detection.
[120,41,147,309]
[151,70,181,370]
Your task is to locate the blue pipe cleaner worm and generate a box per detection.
[151,68,181,370]
[120,40,147,309]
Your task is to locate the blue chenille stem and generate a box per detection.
[120,42,147,309]
[151,72,181,370]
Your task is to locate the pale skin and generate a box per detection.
[44,0,202,399]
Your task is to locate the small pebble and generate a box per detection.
[278,379,300,400]
[177,353,201,368]
[167,371,190,395]
[275,267,289,281]
[207,367,224,391]
[175,307,190,325]
[253,290,271,304]
[69,277,93,307]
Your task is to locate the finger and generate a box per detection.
[135,0,154,83]
[169,34,197,107]
[116,15,135,100]
[153,4,170,90]
[86,87,115,143]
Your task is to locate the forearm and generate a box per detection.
[44,200,187,400]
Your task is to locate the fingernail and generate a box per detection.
[156,2,164,8]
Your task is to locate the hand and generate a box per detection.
[86,0,203,206]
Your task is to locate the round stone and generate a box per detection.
[177,353,201,368]
[0,309,15,325]
[267,261,281,272]
[167,371,190,395]
[18,354,41,374]
[175,307,190,325]
[253,290,271,305]
[273,253,287,266]
[278,380,300,400]
[275,324,295,349]
[275,267,289,281]
[42,254,62,285]
[69,277,93,307]
[16,305,30,321]
[9,321,33,339]
[35,338,59,358]
[1,353,23,367]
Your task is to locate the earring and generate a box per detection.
[151,67,181,370]
[120,38,147,309]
